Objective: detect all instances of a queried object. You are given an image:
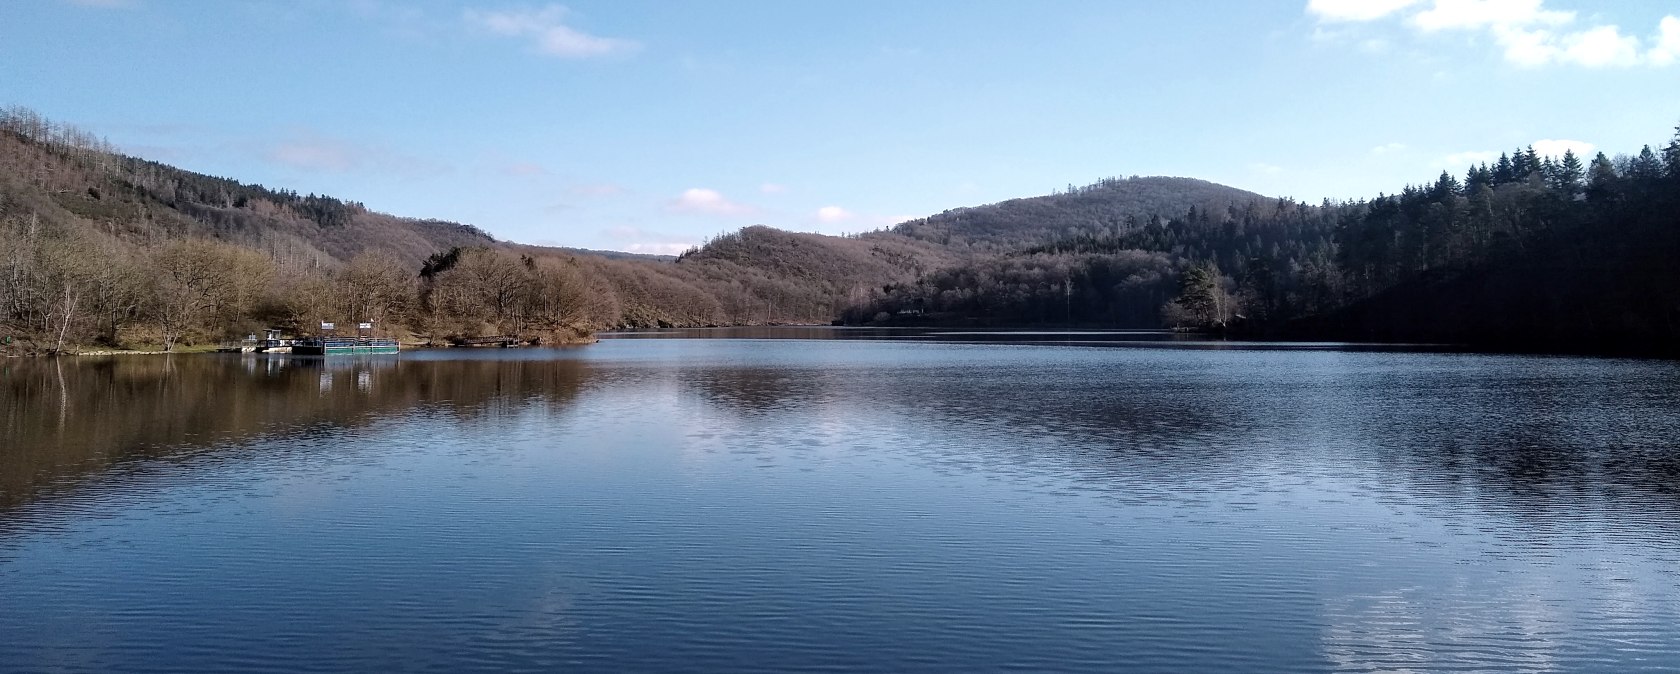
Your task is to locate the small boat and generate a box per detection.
[255,329,296,353]
[292,337,400,356]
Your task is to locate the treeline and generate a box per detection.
[893,176,1264,248]
[840,251,1178,326]
[1317,138,1680,350]
[0,215,605,352]
[0,107,951,352]
[10,102,1680,354]
[847,196,1344,328]
[0,109,603,352]
[848,126,1680,352]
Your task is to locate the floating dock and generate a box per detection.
[292,337,399,355]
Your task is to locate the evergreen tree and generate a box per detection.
[1631,145,1663,182]
[1552,150,1584,193]
[1586,152,1619,202]
[1493,153,1515,184]
[1430,171,1462,199]
[1172,262,1223,327]
[1664,123,1680,180]
[1465,164,1492,192]
[1511,148,1531,178]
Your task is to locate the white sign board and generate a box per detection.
[358,322,373,329]
[320,322,335,330]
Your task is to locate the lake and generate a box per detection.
[3,330,1679,672]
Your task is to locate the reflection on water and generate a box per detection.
[2,338,1679,672]
[0,354,588,514]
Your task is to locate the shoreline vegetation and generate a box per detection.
[4,105,1679,358]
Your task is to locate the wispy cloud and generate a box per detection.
[349,0,442,39]
[1371,142,1408,155]
[501,161,547,176]
[1305,1,1678,68]
[1408,0,1574,32]
[1307,0,1423,23]
[667,188,754,216]
[264,132,444,177]
[759,182,787,194]
[64,0,137,8]
[569,183,625,197]
[464,5,639,58]
[269,139,360,173]
[1251,162,1284,175]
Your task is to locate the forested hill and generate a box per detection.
[4,105,1258,352]
[0,115,493,270]
[10,102,1674,356]
[850,126,1680,354]
[0,106,981,351]
[893,177,1265,247]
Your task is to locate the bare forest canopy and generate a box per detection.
[4,104,1680,355]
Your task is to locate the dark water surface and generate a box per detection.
[3,331,1679,672]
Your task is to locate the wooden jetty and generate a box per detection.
[450,336,523,348]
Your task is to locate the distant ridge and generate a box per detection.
[893,176,1266,247]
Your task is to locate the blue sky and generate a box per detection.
[4,0,1678,253]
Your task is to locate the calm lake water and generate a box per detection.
[3,330,1679,672]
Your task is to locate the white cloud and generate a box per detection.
[1250,162,1284,175]
[815,206,855,224]
[1559,25,1641,67]
[1649,15,1680,66]
[464,5,639,58]
[1531,138,1595,158]
[623,242,693,256]
[1308,1,1676,68]
[1493,26,1559,66]
[1494,23,1643,68]
[1409,0,1573,32]
[1439,150,1500,168]
[1307,0,1423,22]
[601,226,694,256]
[759,183,787,194]
[668,188,753,216]
[1372,142,1408,155]
[1434,141,1594,170]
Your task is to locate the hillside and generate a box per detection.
[0,108,971,346]
[0,119,494,271]
[5,107,1264,344]
[851,131,1680,356]
[893,176,1265,247]
[14,104,1663,355]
